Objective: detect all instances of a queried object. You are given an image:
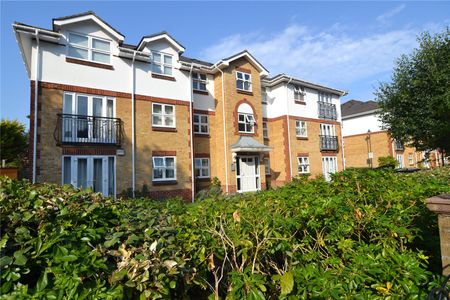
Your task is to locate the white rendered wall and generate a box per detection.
[193,74,216,112]
[30,21,190,103]
[342,113,384,136]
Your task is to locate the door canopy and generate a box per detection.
[231,136,272,153]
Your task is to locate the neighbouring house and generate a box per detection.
[13,11,347,201]
[341,99,442,169]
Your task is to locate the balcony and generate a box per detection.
[320,135,338,151]
[54,114,123,146]
[318,101,337,120]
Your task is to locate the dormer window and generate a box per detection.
[68,32,111,64]
[294,85,305,102]
[152,51,173,76]
[236,71,252,92]
[192,73,207,91]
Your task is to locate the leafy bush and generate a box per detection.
[378,155,399,168]
[1,168,450,299]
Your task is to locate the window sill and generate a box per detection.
[262,102,268,105]
[152,73,176,81]
[295,100,307,105]
[238,132,257,137]
[265,174,272,177]
[152,126,177,132]
[193,90,209,95]
[195,177,211,182]
[296,136,308,140]
[237,89,253,96]
[152,180,178,186]
[195,133,210,137]
[66,57,114,70]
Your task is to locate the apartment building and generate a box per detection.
[341,100,441,169]
[14,11,346,201]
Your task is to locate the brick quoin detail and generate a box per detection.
[152,151,177,156]
[233,98,259,137]
[297,152,309,157]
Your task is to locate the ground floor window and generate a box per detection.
[264,157,270,175]
[152,156,176,181]
[62,155,115,196]
[322,156,337,181]
[297,156,310,174]
[396,154,404,168]
[195,158,210,178]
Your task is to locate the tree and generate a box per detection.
[0,120,28,167]
[376,27,450,164]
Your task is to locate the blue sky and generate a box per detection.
[1,1,449,127]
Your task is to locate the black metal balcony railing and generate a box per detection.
[54,114,123,146]
[320,135,339,151]
[318,101,337,120]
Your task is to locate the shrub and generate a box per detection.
[1,167,450,299]
[378,155,399,168]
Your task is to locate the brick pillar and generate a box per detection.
[426,194,450,275]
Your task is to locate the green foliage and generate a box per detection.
[0,119,28,167]
[376,27,450,154]
[378,155,399,168]
[2,168,450,299]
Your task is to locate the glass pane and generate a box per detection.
[243,81,250,91]
[164,116,174,126]
[153,53,161,62]
[166,158,175,167]
[244,74,250,80]
[68,47,88,60]
[93,98,103,116]
[92,39,110,51]
[200,83,206,90]
[153,115,162,125]
[193,115,199,123]
[164,55,172,65]
[200,125,208,133]
[70,33,88,47]
[203,168,209,177]
[166,169,175,179]
[193,81,199,90]
[164,105,173,115]
[237,72,243,79]
[200,74,206,80]
[238,114,245,122]
[200,116,207,123]
[153,157,164,167]
[77,96,88,115]
[153,168,163,179]
[153,104,162,114]
[77,159,88,188]
[92,51,110,64]
[108,157,114,196]
[237,80,243,89]
[238,123,246,132]
[107,99,114,118]
[202,159,209,167]
[164,66,172,76]
[195,159,201,167]
[194,125,199,132]
[153,64,162,74]
[195,169,200,177]
[93,158,103,193]
[63,94,73,114]
[63,157,71,184]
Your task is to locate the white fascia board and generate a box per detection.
[14,30,31,78]
[118,47,151,62]
[341,109,381,120]
[53,15,124,42]
[265,75,347,96]
[137,34,185,53]
[223,52,269,76]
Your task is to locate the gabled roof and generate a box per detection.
[231,136,272,153]
[136,31,185,53]
[212,50,269,76]
[341,100,379,118]
[263,73,347,96]
[53,11,125,42]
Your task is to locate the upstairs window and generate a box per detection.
[152,156,176,181]
[319,92,332,103]
[152,103,175,128]
[294,85,305,102]
[236,71,252,92]
[263,121,269,138]
[264,158,271,175]
[238,113,255,133]
[152,51,173,76]
[262,87,268,104]
[68,32,111,64]
[194,114,209,134]
[193,73,207,91]
[295,120,307,137]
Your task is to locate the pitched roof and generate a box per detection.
[136,31,185,52]
[180,56,213,67]
[231,136,272,152]
[341,99,379,117]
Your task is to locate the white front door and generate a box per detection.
[62,156,116,196]
[237,156,260,192]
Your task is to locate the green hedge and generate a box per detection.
[1,167,450,299]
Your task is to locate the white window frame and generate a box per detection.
[151,51,173,76]
[262,87,268,104]
[152,103,176,128]
[408,154,414,165]
[194,158,210,178]
[322,156,338,181]
[67,31,111,65]
[193,114,209,134]
[297,156,310,174]
[192,72,207,91]
[236,71,252,92]
[61,155,116,197]
[396,154,404,168]
[264,157,271,175]
[294,85,306,101]
[262,121,269,138]
[320,123,336,136]
[319,92,333,103]
[152,156,176,181]
[238,113,255,133]
[296,120,308,138]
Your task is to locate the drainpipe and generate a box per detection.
[188,65,195,202]
[214,65,229,194]
[131,51,136,198]
[285,77,293,180]
[32,29,40,183]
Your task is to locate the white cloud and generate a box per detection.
[201,24,419,87]
[376,4,406,25]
